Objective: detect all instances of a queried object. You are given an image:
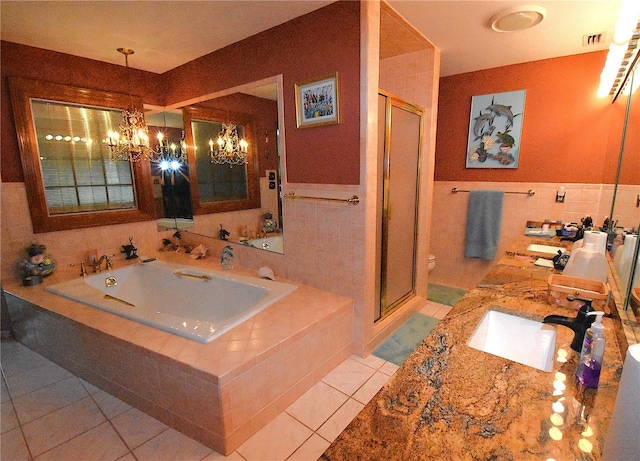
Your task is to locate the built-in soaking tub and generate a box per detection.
[5,255,353,454]
[46,259,297,343]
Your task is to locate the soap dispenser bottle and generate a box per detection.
[575,311,606,389]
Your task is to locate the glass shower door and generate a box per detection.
[378,93,423,319]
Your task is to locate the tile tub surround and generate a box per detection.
[323,236,626,460]
[3,253,354,455]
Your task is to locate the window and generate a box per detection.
[9,78,155,233]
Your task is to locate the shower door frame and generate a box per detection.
[377,91,425,321]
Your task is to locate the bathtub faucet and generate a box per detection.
[221,246,234,270]
[85,254,114,274]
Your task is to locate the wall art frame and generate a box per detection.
[466,89,526,169]
[295,72,339,128]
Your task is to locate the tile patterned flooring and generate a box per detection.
[0,301,451,461]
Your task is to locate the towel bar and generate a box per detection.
[452,187,535,196]
[283,192,360,205]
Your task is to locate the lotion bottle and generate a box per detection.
[575,311,606,389]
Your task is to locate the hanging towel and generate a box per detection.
[465,190,504,260]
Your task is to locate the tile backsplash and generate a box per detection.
[428,181,640,290]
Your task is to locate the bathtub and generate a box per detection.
[243,234,284,253]
[46,259,297,343]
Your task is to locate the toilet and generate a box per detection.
[429,254,436,272]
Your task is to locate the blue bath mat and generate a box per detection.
[373,313,441,366]
[427,283,466,306]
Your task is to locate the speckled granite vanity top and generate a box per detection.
[323,237,625,461]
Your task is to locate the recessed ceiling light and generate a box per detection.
[490,5,547,32]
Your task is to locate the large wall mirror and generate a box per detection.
[609,65,640,312]
[147,75,285,254]
[9,77,156,233]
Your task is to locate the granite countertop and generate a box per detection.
[323,236,625,461]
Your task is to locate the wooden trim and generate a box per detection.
[8,77,155,233]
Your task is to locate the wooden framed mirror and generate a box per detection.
[9,77,155,233]
[182,106,260,215]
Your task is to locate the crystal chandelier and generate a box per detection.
[106,48,156,162]
[156,131,187,172]
[208,123,248,165]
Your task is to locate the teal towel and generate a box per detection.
[465,190,504,260]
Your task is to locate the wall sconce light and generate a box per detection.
[597,0,640,99]
[556,187,566,203]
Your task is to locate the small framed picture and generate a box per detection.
[295,73,339,128]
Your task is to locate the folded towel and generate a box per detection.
[465,190,504,260]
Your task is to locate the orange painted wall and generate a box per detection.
[435,51,639,185]
[1,1,361,185]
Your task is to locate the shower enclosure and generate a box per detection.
[376,92,424,320]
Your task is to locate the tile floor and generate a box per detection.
[0,301,451,461]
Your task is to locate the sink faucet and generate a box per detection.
[542,299,596,352]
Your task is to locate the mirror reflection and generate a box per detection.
[146,110,194,230]
[32,99,137,215]
[148,77,284,254]
[183,104,260,214]
[192,118,250,202]
[608,65,640,309]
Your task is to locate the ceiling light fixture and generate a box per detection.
[106,48,156,162]
[209,123,248,166]
[490,5,546,33]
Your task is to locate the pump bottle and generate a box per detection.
[575,311,606,389]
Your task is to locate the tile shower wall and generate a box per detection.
[380,49,436,111]
[429,181,640,290]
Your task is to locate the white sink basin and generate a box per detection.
[527,243,565,255]
[467,310,557,371]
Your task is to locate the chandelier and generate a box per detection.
[156,131,187,172]
[209,123,248,165]
[106,48,156,162]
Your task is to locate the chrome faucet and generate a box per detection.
[542,299,596,352]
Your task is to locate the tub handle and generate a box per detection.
[174,271,212,281]
[103,294,134,307]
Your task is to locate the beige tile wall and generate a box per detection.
[0,182,365,302]
[429,181,640,290]
[1,182,169,283]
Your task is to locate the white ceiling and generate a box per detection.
[0,1,622,77]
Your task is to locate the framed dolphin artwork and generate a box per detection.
[466,89,526,169]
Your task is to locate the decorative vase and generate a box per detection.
[262,212,277,233]
[20,243,55,286]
